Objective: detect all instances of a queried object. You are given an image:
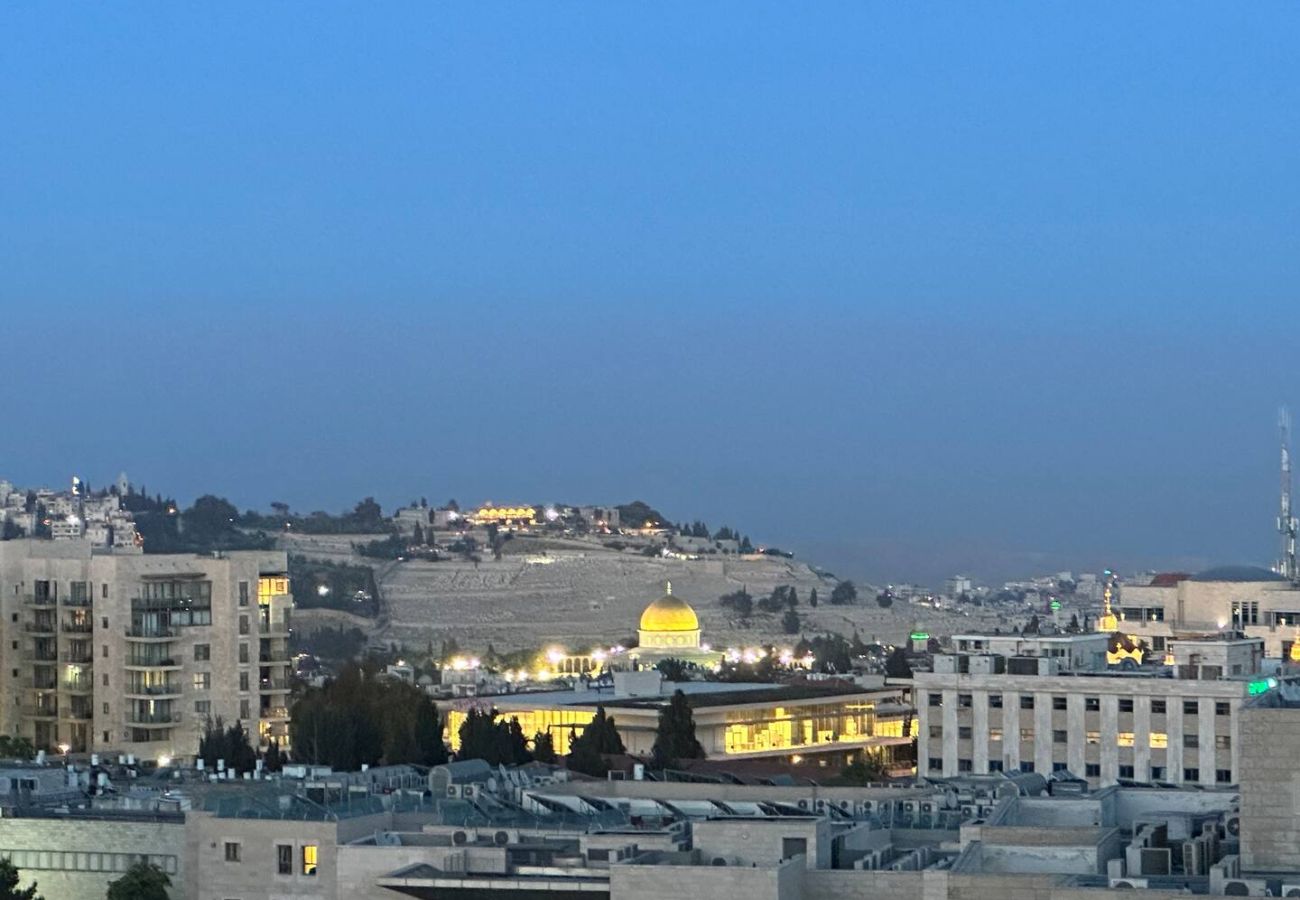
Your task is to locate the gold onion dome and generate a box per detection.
[639,582,699,633]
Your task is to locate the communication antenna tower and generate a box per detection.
[1278,407,1298,582]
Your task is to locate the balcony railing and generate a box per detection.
[61,679,94,693]
[25,679,58,691]
[126,684,181,697]
[61,595,92,608]
[259,678,291,691]
[126,626,178,639]
[24,648,58,663]
[259,652,292,664]
[60,651,93,664]
[23,622,56,635]
[23,594,56,607]
[127,711,182,726]
[126,657,180,668]
[259,707,290,720]
[61,621,93,634]
[62,708,93,721]
[23,706,58,719]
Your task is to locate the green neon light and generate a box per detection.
[1248,678,1277,696]
[909,632,930,641]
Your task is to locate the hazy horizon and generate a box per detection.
[4,4,1298,587]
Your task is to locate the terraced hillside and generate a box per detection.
[282,532,1002,653]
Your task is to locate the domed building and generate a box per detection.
[630,583,723,669]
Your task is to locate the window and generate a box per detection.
[1216,769,1233,784]
[1052,761,1067,772]
[1216,735,1231,750]
[101,617,108,629]
[1184,700,1199,716]
[196,700,210,715]
[1185,735,1199,749]
[1052,730,1067,744]
[988,760,1003,772]
[193,673,211,691]
[989,728,1003,742]
[1150,732,1168,749]
[240,699,250,719]
[1020,728,1034,741]
[102,583,108,599]
[302,845,317,876]
[1085,696,1100,712]
[1085,763,1101,777]
[1152,766,1166,780]
[1052,696,1067,711]
[782,837,808,859]
[239,671,250,692]
[928,759,943,771]
[239,615,249,636]
[1215,701,1231,717]
[958,758,972,772]
[958,693,972,708]
[239,581,249,606]
[101,644,108,658]
[224,842,240,862]
[1117,732,1135,747]
[239,644,249,664]
[929,726,942,739]
[988,694,1003,709]
[102,674,109,687]
[194,644,210,662]
[1119,765,1135,779]
[958,726,972,739]
[1119,698,1134,713]
[1184,767,1199,782]
[1020,695,1034,710]
[1151,699,1167,715]
[102,702,109,715]
[1086,731,1101,745]
[929,693,942,708]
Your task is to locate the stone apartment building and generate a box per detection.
[0,538,293,759]
[914,633,1269,788]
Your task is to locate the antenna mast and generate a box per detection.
[1278,407,1298,581]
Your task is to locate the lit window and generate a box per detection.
[193,672,211,691]
[1149,732,1168,749]
[302,844,317,876]
[1117,732,1135,747]
[989,728,1002,742]
[1086,731,1100,745]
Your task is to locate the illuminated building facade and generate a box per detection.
[469,505,536,526]
[444,673,913,768]
[0,539,293,758]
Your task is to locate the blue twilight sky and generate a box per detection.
[2,3,1299,585]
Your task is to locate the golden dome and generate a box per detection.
[639,584,699,633]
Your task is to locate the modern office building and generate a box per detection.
[914,632,1272,788]
[0,538,293,758]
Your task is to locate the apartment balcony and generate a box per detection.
[125,658,182,671]
[24,679,58,691]
[125,684,182,699]
[62,708,93,721]
[61,621,93,635]
[60,650,94,665]
[59,679,94,694]
[23,621,56,636]
[22,705,59,720]
[24,647,58,663]
[259,677,291,692]
[23,594,56,608]
[61,594,92,608]
[258,651,292,665]
[259,707,290,721]
[125,626,178,640]
[259,617,291,636]
[126,710,182,726]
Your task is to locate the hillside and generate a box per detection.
[282,532,1002,654]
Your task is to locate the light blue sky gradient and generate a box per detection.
[3,4,1298,583]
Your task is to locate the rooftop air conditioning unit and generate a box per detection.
[1225,814,1241,837]
[797,799,809,810]
[1221,880,1270,897]
[452,830,469,846]
[1182,840,1207,876]
[1110,878,1149,889]
[1279,886,1300,897]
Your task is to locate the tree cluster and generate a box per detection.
[456,708,532,766]
[829,580,858,605]
[197,718,258,775]
[291,665,447,770]
[566,706,626,776]
[718,589,754,618]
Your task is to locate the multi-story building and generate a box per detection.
[0,538,293,759]
[1119,566,1300,657]
[914,632,1273,788]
